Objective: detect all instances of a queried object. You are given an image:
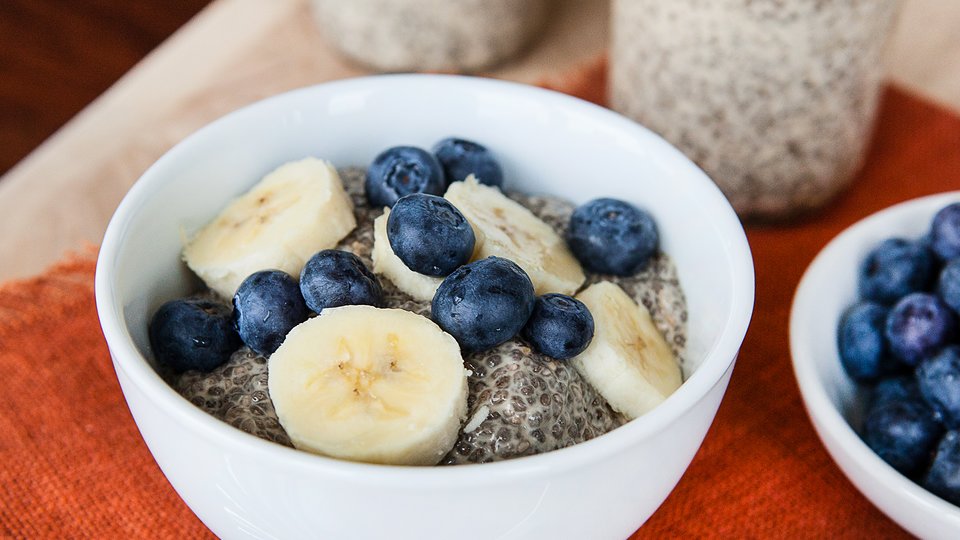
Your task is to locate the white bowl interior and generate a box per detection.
[791,191,960,537]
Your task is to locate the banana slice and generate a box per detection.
[572,281,682,420]
[268,305,468,465]
[444,176,584,295]
[371,208,445,302]
[183,158,356,299]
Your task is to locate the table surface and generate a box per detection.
[0,0,210,176]
[1,0,960,281]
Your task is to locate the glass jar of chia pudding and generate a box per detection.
[310,0,549,73]
[610,0,902,220]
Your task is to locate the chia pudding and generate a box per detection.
[310,0,549,72]
[170,168,689,464]
[610,0,901,219]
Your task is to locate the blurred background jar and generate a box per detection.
[610,0,902,220]
[311,0,549,73]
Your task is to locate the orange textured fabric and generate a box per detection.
[3,58,960,538]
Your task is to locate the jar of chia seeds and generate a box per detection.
[311,0,549,73]
[610,0,901,220]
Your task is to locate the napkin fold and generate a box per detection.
[0,247,203,538]
[4,56,959,538]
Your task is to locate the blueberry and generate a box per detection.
[917,346,960,429]
[938,258,960,313]
[365,146,445,208]
[520,294,594,360]
[566,198,659,276]
[300,250,383,313]
[431,256,536,351]
[863,394,942,477]
[432,137,504,187]
[148,298,240,372]
[930,203,960,261]
[858,238,935,305]
[837,302,898,382]
[925,431,960,505]
[871,376,921,409]
[232,270,308,356]
[885,293,956,366]
[387,194,475,276]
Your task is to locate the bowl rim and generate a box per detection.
[790,191,960,527]
[95,74,755,485]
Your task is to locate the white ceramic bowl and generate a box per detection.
[96,75,754,540]
[791,192,960,539]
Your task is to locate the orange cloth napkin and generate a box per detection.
[3,57,959,538]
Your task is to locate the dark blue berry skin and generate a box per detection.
[365,146,445,208]
[566,198,659,276]
[937,258,960,314]
[863,394,942,477]
[858,238,935,305]
[300,250,383,314]
[838,302,898,382]
[520,294,594,360]
[233,270,309,356]
[924,431,960,505]
[387,193,475,277]
[431,256,535,352]
[885,293,956,366]
[432,137,504,187]
[930,203,960,261]
[917,346,960,429]
[871,376,921,409]
[149,298,240,372]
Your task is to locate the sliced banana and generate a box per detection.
[371,208,445,302]
[572,281,682,420]
[183,158,356,299]
[268,305,468,465]
[444,176,585,295]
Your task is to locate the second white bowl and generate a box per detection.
[791,192,960,539]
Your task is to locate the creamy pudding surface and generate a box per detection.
[172,168,688,464]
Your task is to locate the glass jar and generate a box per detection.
[311,0,549,73]
[610,0,901,220]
